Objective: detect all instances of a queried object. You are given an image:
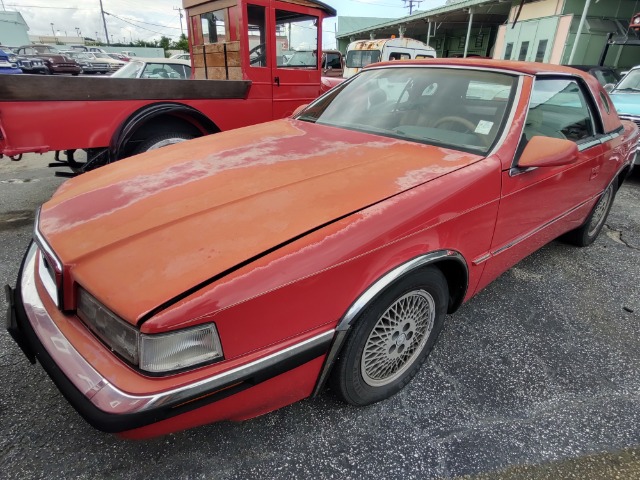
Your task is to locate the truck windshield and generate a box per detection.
[297,67,516,154]
[346,50,381,69]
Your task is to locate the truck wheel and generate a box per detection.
[135,132,195,154]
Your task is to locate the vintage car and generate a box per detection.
[607,65,640,163]
[14,44,81,75]
[76,52,125,73]
[6,59,638,439]
[0,49,22,75]
[110,58,191,79]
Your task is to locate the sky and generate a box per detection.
[2,0,446,47]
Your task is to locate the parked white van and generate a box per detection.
[343,37,436,78]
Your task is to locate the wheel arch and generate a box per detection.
[312,249,468,396]
[110,102,220,160]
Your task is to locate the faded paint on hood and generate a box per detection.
[40,119,480,323]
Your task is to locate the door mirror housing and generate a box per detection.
[518,136,579,169]
[603,83,615,93]
[291,103,309,117]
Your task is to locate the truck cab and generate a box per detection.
[344,37,436,78]
[186,0,336,119]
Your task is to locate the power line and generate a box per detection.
[105,11,177,37]
[6,3,86,9]
[106,11,181,30]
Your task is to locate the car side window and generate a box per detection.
[524,78,598,144]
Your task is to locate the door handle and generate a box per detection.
[590,166,600,180]
[274,76,280,87]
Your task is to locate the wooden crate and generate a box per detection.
[192,41,242,78]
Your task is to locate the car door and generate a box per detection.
[270,1,322,118]
[479,75,607,285]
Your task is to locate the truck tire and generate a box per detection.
[135,132,195,154]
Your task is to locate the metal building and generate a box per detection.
[336,0,640,69]
[0,11,30,47]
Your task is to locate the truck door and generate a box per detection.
[270,1,322,118]
[244,1,274,121]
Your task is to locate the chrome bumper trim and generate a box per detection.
[20,243,334,415]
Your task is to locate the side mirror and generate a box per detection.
[518,136,578,169]
[603,83,615,93]
[291,103,309,117]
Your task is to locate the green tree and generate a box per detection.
[159,36,171,51]
[172,34,189,52]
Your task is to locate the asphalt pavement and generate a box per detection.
[0,153,639,479]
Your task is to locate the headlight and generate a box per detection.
[77,288,223,373]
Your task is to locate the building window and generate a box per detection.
[504,43,513,60]
[518,41,529,61]
[535,39,548,62]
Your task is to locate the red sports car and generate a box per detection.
[6,59,638,439]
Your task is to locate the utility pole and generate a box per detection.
[403,0,423,15]
[99,0,110,45]
[173,6,184,36]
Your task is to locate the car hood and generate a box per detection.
[609,91,640,116]
[39,119,481,323]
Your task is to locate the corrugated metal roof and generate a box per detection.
[337,16,397,36]
[336,0,516,39]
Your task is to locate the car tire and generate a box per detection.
[135,132,196,154]
[563,182,616,247]
[330,267,448,406]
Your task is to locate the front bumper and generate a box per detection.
[7,243,333,434]
[50,65,82,74]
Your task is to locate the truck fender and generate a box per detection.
[109,102,220,160]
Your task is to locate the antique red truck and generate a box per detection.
[0,0,338,174]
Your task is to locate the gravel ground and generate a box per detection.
[0,154,639,479]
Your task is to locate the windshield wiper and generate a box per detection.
[614,87,640,92]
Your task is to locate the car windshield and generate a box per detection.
[614,69,640,91]
[285,50,317,67]
[297,67,516,154]
[94,53,112,59]
[111,60,144,78]
[34,46,58,54]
